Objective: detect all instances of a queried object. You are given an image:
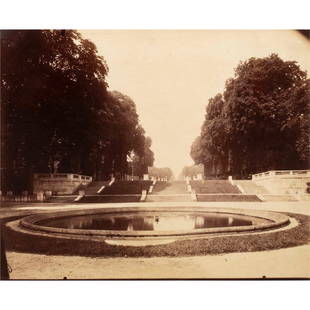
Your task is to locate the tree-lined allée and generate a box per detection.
[1,30,154,192]
[191,54,310,179]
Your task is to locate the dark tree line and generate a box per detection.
[1,30,154,193]
[191,54,310,179]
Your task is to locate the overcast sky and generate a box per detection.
[80,30,310,177]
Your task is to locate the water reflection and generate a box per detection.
[39,212,254,231]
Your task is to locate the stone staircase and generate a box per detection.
[146,181,192,202]
[234,180,270,194]
[79,180,152,203]
[190,180,241,194]
[233,180,298,201]
[190,180,261,202]
[151,181,169,193]
[80,181,109,195]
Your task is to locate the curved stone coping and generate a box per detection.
[19,206,290,238]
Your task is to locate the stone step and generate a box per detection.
[146,194,192,202]
[234,180,270,194]
[79,195,141,203]
[196,194,261,202]
[190,180,241,194]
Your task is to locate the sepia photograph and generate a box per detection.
[1,0,310,287]
[1,27,309,281]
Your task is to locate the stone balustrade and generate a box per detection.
[34,173,92,182]
[252,170,310,194]
[252,170,310,180]
[33,173,92,195]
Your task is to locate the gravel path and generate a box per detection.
[7,244,310,279]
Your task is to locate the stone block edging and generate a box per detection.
[19,206,289,238]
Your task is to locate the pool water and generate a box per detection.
[38,212,259,231]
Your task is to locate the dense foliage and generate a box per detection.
[129,137,155,178]
[180,164,204,179]
[191,54,310,178]
[1,30,154,192]
[148,167,173,181]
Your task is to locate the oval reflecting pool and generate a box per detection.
[37,212,267,231]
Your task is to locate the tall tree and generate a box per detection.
[131,136,155,178]
[181,164,204,179]
[1,30,110,191]
[225,54,309,175]
[191,54,310,179]
[1,30,155,191]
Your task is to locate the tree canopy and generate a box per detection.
[1,30,154,192]
[191,54,310,179]
[180,164,204,179]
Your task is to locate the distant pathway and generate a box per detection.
[147,181,192,202]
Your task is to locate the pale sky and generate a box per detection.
[80,30,310,177]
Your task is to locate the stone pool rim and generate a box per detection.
[19,207,290,237]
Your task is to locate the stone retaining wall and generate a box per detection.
[33,173,92,195]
